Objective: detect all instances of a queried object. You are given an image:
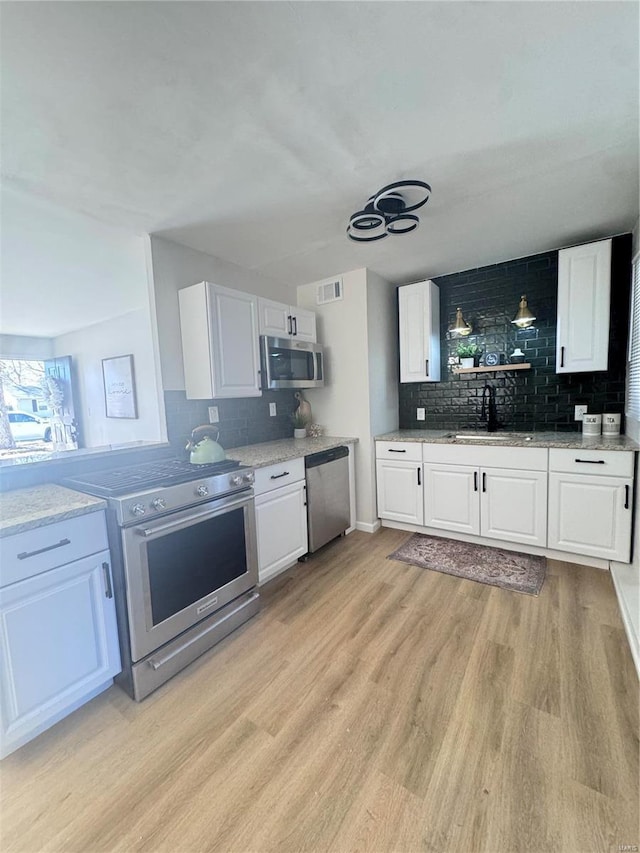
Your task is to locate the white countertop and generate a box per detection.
[375,429,639,452]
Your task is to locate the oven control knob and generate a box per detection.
[151,498,166,511]
[196,485,209,497]
[243,472,255,484]
[230,474,243,487]
[130,503,146,516]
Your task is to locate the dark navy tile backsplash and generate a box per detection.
[399,234,632,433]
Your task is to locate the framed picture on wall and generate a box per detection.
[102,354,138,419]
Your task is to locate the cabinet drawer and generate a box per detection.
[376,441,423,462]
[422,443,548,471]
[0,511,108,588]
[253,458,305,496]
[549,449,634,478]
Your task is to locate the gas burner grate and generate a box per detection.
[65,458,243,497]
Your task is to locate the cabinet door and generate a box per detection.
[209,284,261,397]
[423,463,480,535]
[480,468,547,547]
[376,459,423,525]
[291,308,317,342]
[0,551,121,758]
[258,297,291,338]
[548,473,632,561]
[556,239,611,373]
[255,481,308,584]
[399,280,440,383]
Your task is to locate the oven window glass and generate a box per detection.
[269,347,314,381]
[146,508,247,625]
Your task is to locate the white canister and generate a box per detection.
[582,414,602,436]
[602,413,621,436]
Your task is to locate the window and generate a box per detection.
[626,251,640,420]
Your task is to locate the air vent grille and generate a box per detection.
[316,277,343,305]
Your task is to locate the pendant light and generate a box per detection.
[511,295,536,329]
[449,307,472,336]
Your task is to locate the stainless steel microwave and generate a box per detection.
[259,336,324,390]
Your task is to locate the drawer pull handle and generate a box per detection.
[574,459,605,464]
[388,449,406,453]
[102,562,113,599]
[625,485,630,509]
[270,471,290,480]
[17,538,71,560]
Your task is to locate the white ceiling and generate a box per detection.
[1,1,638,291]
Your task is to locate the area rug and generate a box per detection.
[387,533,546,595]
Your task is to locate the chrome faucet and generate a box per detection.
[481,384,499,432]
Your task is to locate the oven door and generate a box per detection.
[121,491,258,663]
[260,336,324,389]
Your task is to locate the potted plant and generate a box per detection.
[456,342,481,369]
[291,410,308,438]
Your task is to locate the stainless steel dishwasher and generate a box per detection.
[305,446,350,553]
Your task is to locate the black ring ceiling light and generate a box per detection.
[347,180,431,242]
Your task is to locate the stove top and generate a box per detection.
[64,457,244,498]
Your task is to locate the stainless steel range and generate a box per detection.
[65,457,259,700]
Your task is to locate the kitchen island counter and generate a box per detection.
[0,484,107,538]
[376,430,639,452]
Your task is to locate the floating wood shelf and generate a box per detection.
[453,363,532,375]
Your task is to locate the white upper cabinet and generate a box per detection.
[556,238,612,373]
[258,297,317,343]
[179,282,262,399]
[398,280,440,383]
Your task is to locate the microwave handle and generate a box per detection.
[313,351,320,382]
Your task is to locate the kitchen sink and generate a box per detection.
[446,433,534,442]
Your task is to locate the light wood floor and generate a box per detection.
[1,528,638,853]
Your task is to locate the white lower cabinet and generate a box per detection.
[423,462,547,546]
[376,459,424,525]
[0,537,120,758]
[480,467,547,547]
[423,463,479,535]
[548,473,632,561]
[254,459,308,584]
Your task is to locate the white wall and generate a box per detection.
[0,335,54,361]
[297,268,398,529]
[54,309,164,448]
[148,235,291,391]
[0,185,167,448]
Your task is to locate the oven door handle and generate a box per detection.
[134,493,253,538]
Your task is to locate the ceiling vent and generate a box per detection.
[316,277,343,305]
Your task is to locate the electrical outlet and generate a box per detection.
[269,402,277,417]
[208,406,219,424]
[574,405,588,422]
[417,407,426,421]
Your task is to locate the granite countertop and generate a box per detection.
[375,429,639,452]
[226,436,358,468]
[0,484,107,538]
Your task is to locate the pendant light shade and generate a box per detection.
[511,295,536,329]
[449,307,472,336]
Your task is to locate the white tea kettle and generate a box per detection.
[186,425,226,465]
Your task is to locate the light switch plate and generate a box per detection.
[208,406,219,424]
[269,402,277,417]
[417,407,426,421]
[574,405,588,422]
